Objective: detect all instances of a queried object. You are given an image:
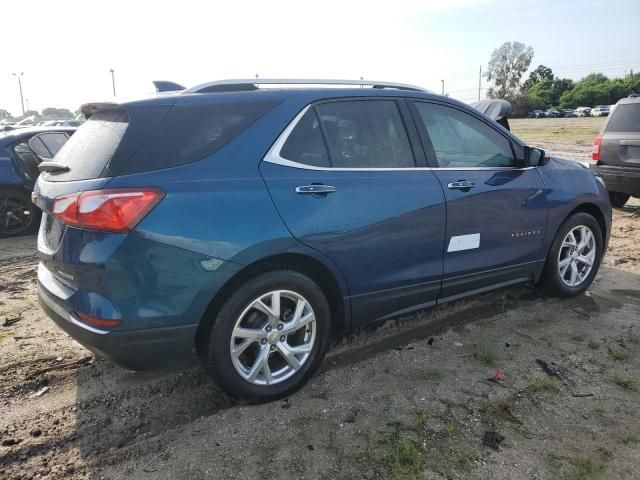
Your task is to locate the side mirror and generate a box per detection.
[523,146,546,167]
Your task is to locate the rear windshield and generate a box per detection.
[606,103,640,133]
[44,99,280,181]
[43,110,128,181]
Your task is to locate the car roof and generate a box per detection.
[617,96,640,106]
[0,126,76,146]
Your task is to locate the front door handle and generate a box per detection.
[447,180,476,191]
[295,184,336,195]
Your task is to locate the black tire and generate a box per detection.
[608,191,630,208]
[0,187,41,239]
[202,270,331,402]
[539,212,604,298]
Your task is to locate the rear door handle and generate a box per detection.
[447,180,476,191]
[295,184,336,195]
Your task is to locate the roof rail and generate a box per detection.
[182,79,429,94]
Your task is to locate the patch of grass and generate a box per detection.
[423,368,445,381]
[528,375,557,392]
[572,334,586,342]
[491,402,524,425]
[608,347,630,361]
[292,411,322,429]
[622,435,640,445]
[612,376,636,391]
[443,423,455,434]
[445,445,480,467]
[383,434,423,477]
[472,350,497,365]
[415,410,428,427]
[564,448,611,480]
[587,339,600,350]
[0,330,12,343]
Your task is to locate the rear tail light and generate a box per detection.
[591,135,601,162]
[75,312,121,328]
[52,188,164,233]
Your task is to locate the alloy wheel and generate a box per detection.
[0,192,34,236]
[229,290,316,386]
[557,225,596,287]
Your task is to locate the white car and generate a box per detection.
[591,105,610,117]
[574,107,591,117]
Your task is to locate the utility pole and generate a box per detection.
[478,65,482,101]
[110,69,116,96]
[12,73,25,115]
[441,79,444,95]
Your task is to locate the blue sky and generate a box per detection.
[1,0,638,115]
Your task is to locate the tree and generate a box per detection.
[42,107,73,119]
[23,110,42,119]
[0,109,10,120]
[523,65,554,91]
[527,77,574,109]
[485,41,534,99]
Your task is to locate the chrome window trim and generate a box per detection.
[262,104,536,172]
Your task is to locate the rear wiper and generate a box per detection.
[38,162,70,173]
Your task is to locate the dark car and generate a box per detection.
[590,95,640,207]
[0,127,75,237]
[34,79,611,402]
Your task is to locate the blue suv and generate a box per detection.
[34,80,611,401]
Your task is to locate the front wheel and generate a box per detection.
[201,270,331,402]
[608,191,630,208]
[539,212,603,298]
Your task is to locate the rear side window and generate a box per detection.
[43,110,128,181]
[413,102,514,168]
[315,100,414,168]
[122,100,280,174]
[34,133,68,157]
[280,109,330,167]
[606,104,640,133]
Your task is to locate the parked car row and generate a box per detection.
[0,117,83,132]
[528,106,613,118]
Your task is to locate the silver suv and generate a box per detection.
[590,96,640,207]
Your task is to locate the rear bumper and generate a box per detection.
[591,164,640,196]
[39,283,198,370]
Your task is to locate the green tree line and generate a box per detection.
[485,42,640,116]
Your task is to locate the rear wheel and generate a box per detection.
[539,212,603,298]
[202,270,331,402]
[608,191,630,208]
[0,187,40,238]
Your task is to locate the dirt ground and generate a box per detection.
[1,121,639,479]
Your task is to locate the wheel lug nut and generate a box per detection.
[270,344,276,351]
[280,335,285,342]
[261,339,267,345]
[266,326,272,332]
[277,323,283,331]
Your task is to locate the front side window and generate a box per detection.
[315,100,414,168]
[414,102,514,168]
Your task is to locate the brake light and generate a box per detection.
[75,312,121,328]
[591,135,601,161]
[52,188,164,233]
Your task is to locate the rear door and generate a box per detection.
[410,100,548,300]
[260,99,446,326]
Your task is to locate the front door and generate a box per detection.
[410,101,548,300]
[260,99,446,325]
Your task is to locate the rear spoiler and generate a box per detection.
[80,102,124,119]
[153,80,186,93]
